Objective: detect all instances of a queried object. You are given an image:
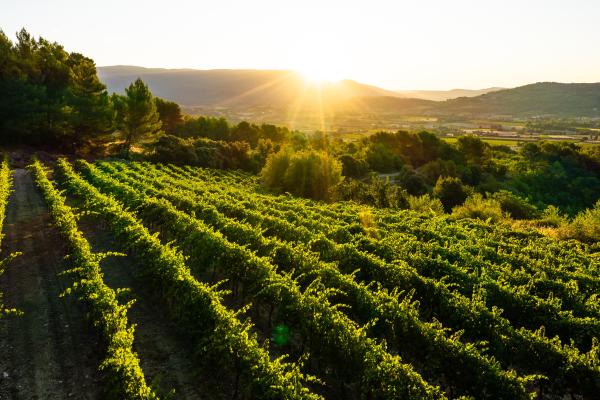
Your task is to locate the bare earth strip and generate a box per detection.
[0,169,102,400]
[74,211,210,400]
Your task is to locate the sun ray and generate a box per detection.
[216,71,296,107]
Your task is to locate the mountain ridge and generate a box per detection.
[98,66,600,118]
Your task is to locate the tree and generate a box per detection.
[456,135,490,166]
[66,53,112,143]
[155,97,182,135]
[261,149,342,200]
[339,154,369,178]
[122,78,162,156]
[433,176,470,212]
[230,121,259,146]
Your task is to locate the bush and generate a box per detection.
[537,205,568,227]
[395,167,428,195]
[335,176,409,209]
[433,176,470,212]
[452,193,506,223]
[557,201,600,243]
[408,194,444,214]
[261,149,343,200]
[339,154,369,178]
[491,190,539,219]
[150,134,251,170]
[151,135,198,164]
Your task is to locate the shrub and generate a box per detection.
[536,205,568,227]
[335,176,409,209]
[491,190,539,219]
[150,134,251,170]
[151,134,198,164]
[261,149,343,200]
[408,194,444,214]
[452,193,506,223]
[557,201,600,243]
[433,176,470,212]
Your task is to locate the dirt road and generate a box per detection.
[0,169,101,400]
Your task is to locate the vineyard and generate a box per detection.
[0,157,599,399]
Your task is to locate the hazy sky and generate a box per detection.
[2,0,600,90]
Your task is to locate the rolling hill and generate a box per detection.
[395,87,504,101]
[98,67,600,118]
[97,66,399,108]
[438,82,600,117]
[353,83,600,118]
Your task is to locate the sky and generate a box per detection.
[2,0,600,90]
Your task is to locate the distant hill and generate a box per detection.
[351,83,600,118]
[437,82,600,117]
[98,67,600,118]
[97,66,400,108]
[395,87,504,101]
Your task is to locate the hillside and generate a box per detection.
[98,67,600,118]
[97,66,399,108]
[395,87,504,101]
[438,82,600,117]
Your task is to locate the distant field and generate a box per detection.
[443,137,521,146]
[443,136,599,147]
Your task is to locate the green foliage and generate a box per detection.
[364,131,456,169]
[408,194,444,214]
[507,141,600,214]
[418,159,458,185]
[335,175,409,209]
[80,160,539,400]
[433,176,471,212]
[120,78,162,156]
[490,190,539,219]
[75,159,600,398]
[30,159,158,399]
[557,201,600,243]
[0,157,21,319]
[261,149,342,200]
[365,142,403,172]
[176,116,290,146]
[452,193,506,223]
[339,154,369,178]
[395,166,428,195]
[308,131,330,151]
[456,135,491,166]
[154,97,182,135]
[57,159,324,400]
[537,205,568,227]
[0,29,113,145]
[151,135,252,170]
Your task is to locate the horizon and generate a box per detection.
[97,65,600,93]
[3,0,600,91]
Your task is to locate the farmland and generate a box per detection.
[0,157,598,399]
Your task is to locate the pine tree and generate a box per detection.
[67,53,112,143]
[122,78,162,156]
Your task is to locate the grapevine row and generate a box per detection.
[30,159,159,399]
[55,159,324,400]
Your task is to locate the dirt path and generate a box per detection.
[0,169,102,400]
[74,212,212,400]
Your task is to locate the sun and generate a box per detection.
[296,64,341,84]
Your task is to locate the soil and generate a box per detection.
[0,169,102,400]
[74,211,211,399]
